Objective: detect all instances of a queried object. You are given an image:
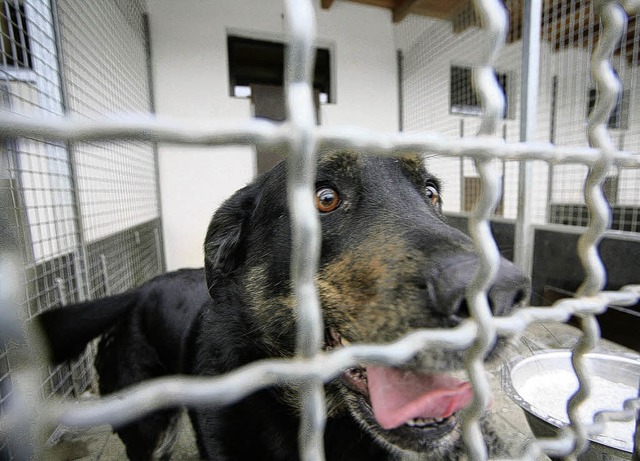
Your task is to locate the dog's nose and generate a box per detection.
[428,255,529,318]
[487,259,530,315]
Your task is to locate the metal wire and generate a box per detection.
[1,113,639,166]
[461,0,509,457]
[0,0,639,460]
[283,1,326,459]
[566,3,628,459]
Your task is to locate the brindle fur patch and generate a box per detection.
[317,150,363,179]
[317,237,421,344]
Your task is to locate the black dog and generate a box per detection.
[38,267,209,459]
[39,150,529,460]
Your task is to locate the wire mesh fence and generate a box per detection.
[397,0,640,232]
[0,0,161,458]
[542,0,640,232]
[0,0,639,460]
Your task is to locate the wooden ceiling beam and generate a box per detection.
[321,0,335,9]
[393,0,419,23]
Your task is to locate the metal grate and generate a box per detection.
[0,0,161,457]
[397,0,640,233]
[543,0,640,232]
[0,0,639,460]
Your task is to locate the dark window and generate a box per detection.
[227,35,331,103]
[0,1,32,68]
[587,88,628,129]
[450,65,508,118]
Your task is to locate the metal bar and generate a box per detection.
[283,1,325,460]
[99,253,111,296]
[144,12,165,274]
[549,75,557,145]
[0,113,639,167]
[0,5,7,66]
[464,0,507,457]
[463,156,501,460]
[514,0,542,277]
[154,227,163,275]
[50,0,91,304]
[567,1,626,459]
[0,286,636,438]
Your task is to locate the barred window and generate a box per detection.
[0,0,32,69]
[227,35,331,103]
[450,65,509,118]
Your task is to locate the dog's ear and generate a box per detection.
[204,184,256,291]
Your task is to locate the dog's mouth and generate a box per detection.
[324,328,474,432]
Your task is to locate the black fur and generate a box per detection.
[37,151,529,460]
[38,268,208,460]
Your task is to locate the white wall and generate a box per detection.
[146,0,399,270]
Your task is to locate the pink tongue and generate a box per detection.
[367,365,474,430]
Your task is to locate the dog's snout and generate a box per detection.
[427,256,476,318]
[428,255,529,318]
[488,259,530,316]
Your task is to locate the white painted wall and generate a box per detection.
[146,0,399,270]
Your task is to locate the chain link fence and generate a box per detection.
[0,0,639,460]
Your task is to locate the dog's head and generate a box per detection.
[204,150,529,457]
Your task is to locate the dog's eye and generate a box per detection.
[316,187,341,213]
[425,184,440,206]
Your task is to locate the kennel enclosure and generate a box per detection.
[0,0,161,457]
[1,0,640,459]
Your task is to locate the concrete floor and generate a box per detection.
[44,322,636,460]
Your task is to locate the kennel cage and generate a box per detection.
[0,0,639,459]
[0,0,161,458]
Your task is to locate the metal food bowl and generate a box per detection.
[502,350,640,460]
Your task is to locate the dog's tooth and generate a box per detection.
[407,418,426,426]
[340,337,351,347]
[405,417,445,428]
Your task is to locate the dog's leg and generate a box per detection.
[97,325,178,460]
[116,410,180,461]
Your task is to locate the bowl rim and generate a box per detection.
[501,348,640,453]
